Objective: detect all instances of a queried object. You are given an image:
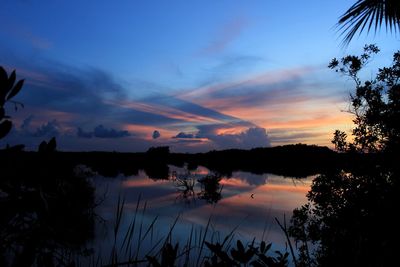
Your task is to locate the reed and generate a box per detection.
[94,195,291,267]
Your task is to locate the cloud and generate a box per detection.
[14,118,61,138]
[201,17,249,55]
[94,125,130,138]
[173,132,196,139]
[0,118,63,150]
[2,57,270,151]
[268,129,331,146]
[33,120,60,137]
[21,115,34,130]
[152,130,160,139]
[180,67,316,108]
[9,61,191,128]
[3,55,257,128]
[199,126,271,150]
[2,24,52,50]
[172,126,270,150]
[78,125,130,139]
[0,53,348,151]
[77,127,93,138]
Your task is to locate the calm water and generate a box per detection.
[91,166,313,263]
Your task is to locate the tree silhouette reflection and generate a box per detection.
[197,174,222,204]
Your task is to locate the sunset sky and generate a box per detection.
[0,0,398,152]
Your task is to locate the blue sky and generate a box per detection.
[0,0,398,152]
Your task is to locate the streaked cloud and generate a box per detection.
[200,16,249,55]
[179,66,352,147]
[1,23,52,50]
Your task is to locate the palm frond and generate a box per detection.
[338,0,400,45]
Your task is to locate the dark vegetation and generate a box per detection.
[289,165,400,267]
[288,45,400,267]
[1,69,96,266]
[0,150,96,267]
[2,143,388,181]
[330,44,400,153]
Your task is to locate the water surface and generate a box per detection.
[92,166,313,261]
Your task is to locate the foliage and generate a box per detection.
[338,0,400,45]
[329,44,400,153]
[0,151,96,267]
[289,166,400,267]
[0,66,24,139]
[38,137,57,153]
[204,239,288,267]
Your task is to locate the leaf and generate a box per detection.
[146,256,161,267]
[231,240,254,264]
[6,79,24,101]
[6,70,16,93]
[237,240,244,252]
[0,120,12,139]
[0,66,7,82]
[0,67,8,100]
[161,243,178,267]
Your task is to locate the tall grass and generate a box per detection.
[91,195,292,267]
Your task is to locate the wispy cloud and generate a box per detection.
[200,16,249,55]
[179,66,351,147]
[1,24,52,50]
[2,58,272,151]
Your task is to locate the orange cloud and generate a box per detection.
[172,65,356,147]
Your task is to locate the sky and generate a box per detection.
[0,0,398,152]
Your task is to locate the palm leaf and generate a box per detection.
[338,0,400,45]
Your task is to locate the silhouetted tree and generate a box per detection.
[38,137,57,153]
[329,44,400,153]
[331,130,348,152]
[0,67,24,139]
[289,167,399,267]
[338,0,400,45]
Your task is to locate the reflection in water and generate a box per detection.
[93,166,312,264]
[0,158,312,266]
[197,174,222,204]
[173,171,197,204]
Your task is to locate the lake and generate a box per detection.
[2,149,392,266]
[90,165,313,265]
